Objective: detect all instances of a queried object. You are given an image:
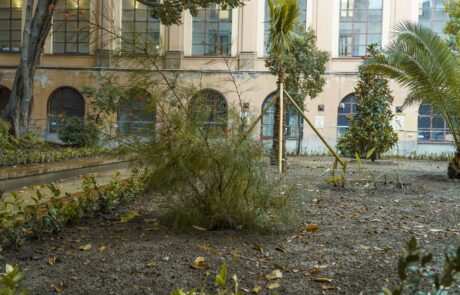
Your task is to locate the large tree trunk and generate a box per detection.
[2,0,57,136]
[447,147,460,179]
[271,68,287,170]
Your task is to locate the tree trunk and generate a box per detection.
[2,0,57,136]
[271,68,287,170]
[447,147,460,179]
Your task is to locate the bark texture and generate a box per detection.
[271,68,287,170]
[3,0,58,136]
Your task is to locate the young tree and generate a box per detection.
[363,22,460,178]
[2,0,58,136]
[337,44,398,161]
[266,25,329,155]
[266,0,299,172]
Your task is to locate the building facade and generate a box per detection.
[0,0,455,156]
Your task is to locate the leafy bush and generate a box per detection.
[138,105,292,232]
[0,118,10,135]
[0,264,30,295]
[0,169,146,250]
[57,117,99,147]
[382,237,460,295]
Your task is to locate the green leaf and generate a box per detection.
[355,152,362,165]
[215,262,228,288]
[366,147,376,159]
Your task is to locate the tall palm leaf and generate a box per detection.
[266,0,299,170]
[362,21,460,178]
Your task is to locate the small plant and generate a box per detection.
[0,264,30,295]
[0,193,26,250]
[171,263,244,295]
[382,237,460,295]
[324,159,347,188]
[57,117,99,147]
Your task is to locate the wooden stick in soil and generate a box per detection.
[283,90,345,167]
[279,83,284,174]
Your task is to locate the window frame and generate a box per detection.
[338,0,383,57]
[337,93,358,137]
[189,89,228,132]
[191,4,233,56]
[418,0,448,37]
[117,89,156,134]
[47,87,85,133]
[0,0,22,53]
[417,103,453,143]
[52,0,91,55]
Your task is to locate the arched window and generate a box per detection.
[118,89,155,134]
[192,5,232,56]
[337,93,358,137]
[189,89,228,132]
[418,104,452,142]
[0,86,11,117]
[48,87,85,133]
[260,92,302,140]
[0,0,22,52]
[53,0,90,54]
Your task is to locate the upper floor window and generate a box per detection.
[0,0,22,52]
[419,0,448,37]
[339,0,383,57]
[122,0,161,54]
[192,5,232,56]
[418,104,453,143]
[53,0,90,54]
[264,0,307,56]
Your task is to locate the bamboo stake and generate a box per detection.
[284,90,345,167]
[278,84,284,173]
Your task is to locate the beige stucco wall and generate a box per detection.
[0,0,456,155]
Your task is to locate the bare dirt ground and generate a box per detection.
[3,157,460,295]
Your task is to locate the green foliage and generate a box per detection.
[0,118,10,135]
[139,103,292,232]
[362,22,460,178]
[444,0,460,52]
[57,117,99,147]
[171,263,244,295]
[382,237,460,295]
[0,264,30,295]
[266,25,329,104]
[337,44,398,159]
[0,170,146,250]
[141,0,244,26]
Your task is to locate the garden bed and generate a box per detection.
[2,157,460,294]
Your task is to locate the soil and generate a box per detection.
[2,157,460,295]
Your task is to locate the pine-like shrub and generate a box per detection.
[137,105,293,232]
[337,44,398,160]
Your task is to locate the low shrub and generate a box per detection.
[382,237,460,295]
[0,169,146,250]
[0,264,30,295]
[138,106,293,233]
[57,117,99,147]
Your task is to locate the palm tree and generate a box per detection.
[362,22,460,178]
[266,0,299,172]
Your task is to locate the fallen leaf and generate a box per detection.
[145,262,156,268]
[48,257,59,266]
[51,283,68,293]
[119,211,139,223]
[68,276,78,281]
[314,277,333,283]
[99,244,106,252]
[197,243,220,254]
[79,244,92,251]
[267,282,281,289]
[144,221,160,231]
[190,256,209,270]
[251,284,262,293]
[306,224,320,232]
[253,243,264,253]
[429,228,444,233]
[265,269,283,280]
[192,225,207,231]
[275,245,286,253]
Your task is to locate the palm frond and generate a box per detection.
[266,0,299,59]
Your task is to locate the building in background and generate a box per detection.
[0,0,455,155]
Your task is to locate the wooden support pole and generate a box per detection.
[278,83,284,173]
[284,90,345,167]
